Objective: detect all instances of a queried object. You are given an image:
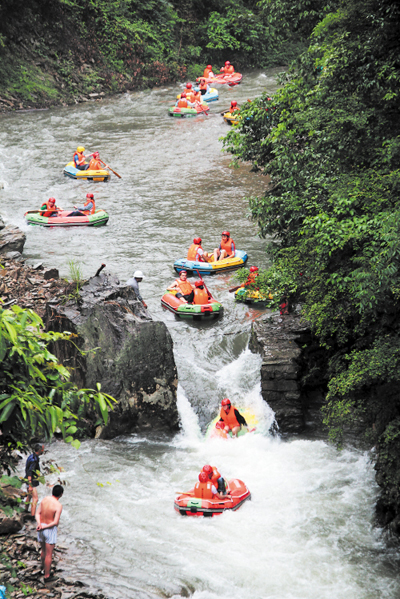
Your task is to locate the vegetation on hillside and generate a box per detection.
[0,0,315,109]
[223,0,400,530]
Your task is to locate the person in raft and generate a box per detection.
[39,198,62,217]
[175,92,195,109]
[241,266,259,288]
[198,78,210,95]
[168,270,194,304]
[88,151,102,170]
[193,280,211,305]
[218,397,252,437]
[203,64,215,79]
[229,100,240,114]
[67,193,96,217]
[202,464,228,495]
[187,237,211,263]
[126,270,147,308]
[193,471,228,500]
[220,61,235,75]
[182,82,201,103]
[213,231,236,261]
[73,146,91,170]
[36,484,64,583]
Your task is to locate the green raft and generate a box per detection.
[24,209,109,227]
[168,102,209,118]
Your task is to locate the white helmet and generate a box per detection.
[134,270,144,278]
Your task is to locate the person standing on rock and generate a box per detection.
[25,444,44,516]
[36,484,64,582]
[126,270,147,308]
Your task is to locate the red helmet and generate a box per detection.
[193,237,202,245]
[202,465,213,477]
[250,266,259,272]
[48,197,56,204]
[180,270,187,275]
[231,101,238,108]
[195,280,204,288]
[198,472,208,483]
[186,82,192,89]
[222,231,230,238]
[207,65,212,69]
[225,61,230,66]
[86,193,94,199]
[93,151,100,158]
[221,398,231,406]
[181,92,186,98]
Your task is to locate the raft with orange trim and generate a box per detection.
[63,162,110,182]
[198,73,243,87]
[174,479,251,517]
[24,209,109,227]
[168,101,209,117]
[205,410,258,439]
[161,290,223,320]
[174,249,248,275]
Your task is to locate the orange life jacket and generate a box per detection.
[193,288,209,305]
[73,151,86,167]
[41,201,57,217]
[194,481,214,499]
[187,243,200,260]
[220,237,235,256]
[199,81,208,91]
[203,68,213,78]
[178,98,188,108]
[82,199,96,215]
[245,272,258,286]
[88,158,102,170]
[226,65,235,74]
[193,91,202,102]
[219,405,240,429]
[210,467,221,486]
[176,279,193,295]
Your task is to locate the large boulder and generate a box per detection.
[0,225,26,255]
[44,270,179,437]
[249,313,326,434]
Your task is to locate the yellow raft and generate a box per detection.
[63,162,111,182]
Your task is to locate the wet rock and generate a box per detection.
[0,225,26,255]
[44,270,179,437]
[250,313,326,434]
[0,214,5,229]
[3,251,24,261]
[43,268,59,280]
[0,508,23,534]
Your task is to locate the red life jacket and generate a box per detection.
[219,405,240,429]
[82,199,96,215]
[178,98,188,108]
[220,237,235,256]
[194,481,214,499]
[193,288,209,305]
[41,201,57,217]
[187,243,200,260]
[176,279,193,295]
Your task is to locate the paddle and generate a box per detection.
[195,101,209,116]
[175,491,194,496]
[99,159,122,179]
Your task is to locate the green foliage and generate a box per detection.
[68,258,83,297]
[222,0,400,460]
[0,304,115,473]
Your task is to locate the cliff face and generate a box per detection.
[249,313,326,434]
[44,270,179,438]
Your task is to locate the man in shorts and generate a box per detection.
[36,485,64,582]
[25,444,44,516]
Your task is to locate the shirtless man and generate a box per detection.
[35,485,64,582]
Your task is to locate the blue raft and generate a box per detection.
[174,250,248,275]
[193,87,219,102]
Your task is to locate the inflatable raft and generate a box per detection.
[201,73,243,87]
[205,410,258,439]
[168,102,209,118]
[174,250,248,275]
[63,162,110,182]
[174,478,251,517]
[193,87,219,102]
[223,110,241,126]
[24,209,109,227]
[161,290,223,320]
[234,287,274,306]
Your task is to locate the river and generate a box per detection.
[1,69,400,598]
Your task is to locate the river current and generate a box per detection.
[1,69,400,598]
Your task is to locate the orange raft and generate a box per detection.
[198,73,243,87]
[174,479,251,517]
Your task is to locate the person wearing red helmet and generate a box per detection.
[202,464,229,495]
[39,197,62,217]
[219,398,249,437]
[220,60,235,75]
[176,91,195,109]
[187,237,211,263]
[213,231,236,261]
[193,280,210,305]
[68,193,96,217]
[193,471,227,499]
[198,78,210,95]
[203,64,215,79]
[88,151,102,171]
[239,265,259,289]
[168,270,195,303]
[230,100,240,114]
